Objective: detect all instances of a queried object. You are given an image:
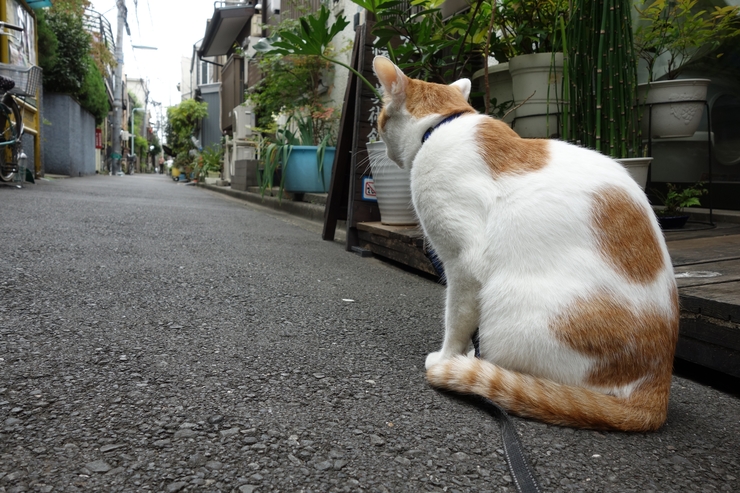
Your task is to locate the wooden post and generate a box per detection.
[322,24,365,243]
[322,21,385,249]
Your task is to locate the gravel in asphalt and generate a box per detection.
[0,174,738,492]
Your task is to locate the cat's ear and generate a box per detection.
[450,79,472,101]
[373,56,407,99]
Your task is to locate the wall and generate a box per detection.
[180,55,193,100]
[327,0,362,112]
[42,93,96,176]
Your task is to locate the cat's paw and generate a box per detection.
[425,351,444,370]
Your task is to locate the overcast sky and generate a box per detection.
[89,0,215,109]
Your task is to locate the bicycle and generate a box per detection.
[0,21,41,186]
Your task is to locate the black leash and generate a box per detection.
[424,253,543,492]
[472,329,543,493]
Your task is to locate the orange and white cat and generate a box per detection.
[373,56,679,431]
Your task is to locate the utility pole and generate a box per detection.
[141,82,149,137]
[111,0,127,175]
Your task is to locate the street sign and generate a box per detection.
[362,176,376,202]
[111,153,122,160]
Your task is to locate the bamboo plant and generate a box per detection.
[562,0,641,158]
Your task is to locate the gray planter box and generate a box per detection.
[232,159,260,191]
[42,93,96,176]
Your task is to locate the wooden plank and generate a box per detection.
[662,221,740,242]
[679,281,740,321]
[358,229,420,254]
[674,259,740,288]
[675,325,740,379]
[358,234,438,276]
[667,233,740,266]
[680,314,740,351]
[357,221,426,245]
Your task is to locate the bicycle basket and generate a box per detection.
[0,64,41,97]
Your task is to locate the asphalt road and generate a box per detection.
[1,174,738,493]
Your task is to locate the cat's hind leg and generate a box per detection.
[426,272,481,369]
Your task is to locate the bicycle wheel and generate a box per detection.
[0,93,22,182]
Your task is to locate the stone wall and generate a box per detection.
[42,93,96,176]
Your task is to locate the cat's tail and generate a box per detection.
[426,356,670,431]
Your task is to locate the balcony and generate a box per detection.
[199,2,256,59]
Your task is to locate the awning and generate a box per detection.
[26,0,53,9]
[198,4,255,58]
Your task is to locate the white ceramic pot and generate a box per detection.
[615,157,653,191]
[472,62,514,124]
[508,53,564,138]
[637,79,710,139]
[366,141,417,226]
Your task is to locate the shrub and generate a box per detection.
[77,59,110,125]
[38,5,112,122]
[41,10,90,95]
[165,99,209,159]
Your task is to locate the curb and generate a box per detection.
[197,183,328,224]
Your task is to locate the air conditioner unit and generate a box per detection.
[233,104,255,140]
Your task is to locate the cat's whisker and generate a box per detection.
[355,152,372,175]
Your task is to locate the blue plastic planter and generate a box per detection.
[283,146,335,193]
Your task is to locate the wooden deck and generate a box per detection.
[665,222,740,378]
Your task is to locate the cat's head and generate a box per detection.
[373,56,474,169]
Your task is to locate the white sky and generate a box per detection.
[89,0,215,109]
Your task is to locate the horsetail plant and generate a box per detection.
[562,0,642,158]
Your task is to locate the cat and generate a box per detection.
[372,56,679,431]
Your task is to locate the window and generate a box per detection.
[200,60,210,85]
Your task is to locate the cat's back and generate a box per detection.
[415,115,671,287]
[416,115,652,224]
[470,117,640,193]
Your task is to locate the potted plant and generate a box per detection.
[259,104,338,197]
[653,182,707,228]
[255,6,379,98]
[251,11,343,198]
[493,0,567,138]
[353,0,491,84]
[562,0,652,189]
[634,0,740,138]
[193,144,223,184]
[261,3,494,223]
[366,140,418,225]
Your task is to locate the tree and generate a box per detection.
[248,52,331,130]
[165,99,209,160]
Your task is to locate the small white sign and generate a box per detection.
[362,176,377,202]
